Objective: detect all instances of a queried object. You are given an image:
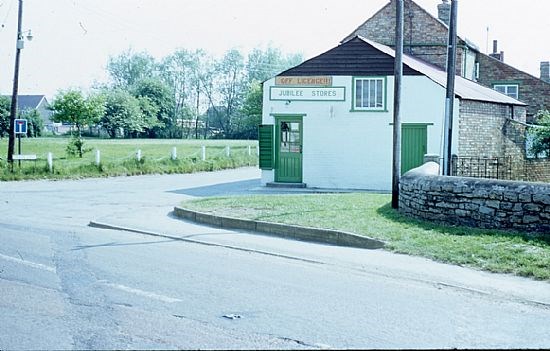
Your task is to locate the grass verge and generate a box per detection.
[0,138,257,180]
[182,193,550,281]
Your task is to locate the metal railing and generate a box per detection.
[450,156,513,180]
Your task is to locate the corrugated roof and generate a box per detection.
[360,36,526,106]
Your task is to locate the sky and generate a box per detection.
[1,0,549,100]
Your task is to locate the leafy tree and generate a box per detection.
[50,89,105,157]
[529,110,550,157]
[202,49,247,138]
[100,89,159,138]
[107,50,157,88]
[20,109,43,137]
[160,49,207,139]
[234,80,263,139]
[0,96,11,138]
[131,78,174,137]
[246,46,303,83]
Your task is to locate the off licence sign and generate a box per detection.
[14,119,27,134]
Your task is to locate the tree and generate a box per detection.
[234,80,263,139]
[246,46,303,83]
[107,50,157,88]
[100,89,159,138]
[160,49,207,139]
[0,96,11,138]
[201,49,247,138]
[131,78,175,138]
[50,89,105,157]
[529,110,550,157]
[20,109,43,137]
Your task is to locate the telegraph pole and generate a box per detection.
[442,0,458,176]
[392,0,404,209]
[7,0,24,164]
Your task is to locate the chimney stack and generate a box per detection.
[541,61,550,83]
[437,0,451,26]
[489,40,504,62]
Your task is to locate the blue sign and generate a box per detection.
[14,119,27,134]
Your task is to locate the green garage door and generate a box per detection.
[401,124,428,174]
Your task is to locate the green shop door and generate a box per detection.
[275,117,303,183]
[401,124,428,174]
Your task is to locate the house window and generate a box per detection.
[493,84,519,99]
[353,77,386,111]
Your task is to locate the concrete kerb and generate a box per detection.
[173,206,385,250]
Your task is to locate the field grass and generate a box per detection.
[0,137,258,180]
[183,193,550,281]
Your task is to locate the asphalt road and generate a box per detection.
[0,167,549,349]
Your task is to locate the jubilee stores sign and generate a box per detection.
[270,76,345,101]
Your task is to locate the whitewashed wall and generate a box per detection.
[262,75,456,190]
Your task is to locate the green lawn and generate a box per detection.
[0,137,257,180]
[183,193,550,281]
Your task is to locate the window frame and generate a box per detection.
[492,83,520,100]
[351,76,388,112]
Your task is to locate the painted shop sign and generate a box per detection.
[275,76,333,86]
[269,86,346,101]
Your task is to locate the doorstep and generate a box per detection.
[266,182,307,188]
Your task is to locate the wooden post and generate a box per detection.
[226,146,231,157]
[392,0,404,209]
[248,145,251,156]
[443,0,458,176]
[201,145,206,161]
[136,149,142,162]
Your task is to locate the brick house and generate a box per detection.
[343,0,550,181]
[259,37,526,190]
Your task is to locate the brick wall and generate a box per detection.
[399,162,550,233]
[458,100,526,170]
[477,53,550,121]
[345,0,467,76]
[525,159,550,182]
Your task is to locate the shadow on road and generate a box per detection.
[167,179,262,197]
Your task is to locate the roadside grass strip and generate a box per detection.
[0,138,257,180]
[183,193,550,281]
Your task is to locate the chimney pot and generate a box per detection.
[492,40,498,54]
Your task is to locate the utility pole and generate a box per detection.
[392,0,404,209]
[7,0,24,164]
[442,0,458,176]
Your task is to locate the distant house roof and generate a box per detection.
[17,95,48,110]
[2,95,48,110]
[279,36,525,106]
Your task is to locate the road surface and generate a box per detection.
[1,167,549,349]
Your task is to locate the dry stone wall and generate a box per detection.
[399,162,550,234]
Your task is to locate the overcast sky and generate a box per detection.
[1,0,548,99]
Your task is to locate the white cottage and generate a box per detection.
[259,36,525,190]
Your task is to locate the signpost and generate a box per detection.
[14,118,27,166]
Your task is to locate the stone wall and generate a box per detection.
[399,162,550,233]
